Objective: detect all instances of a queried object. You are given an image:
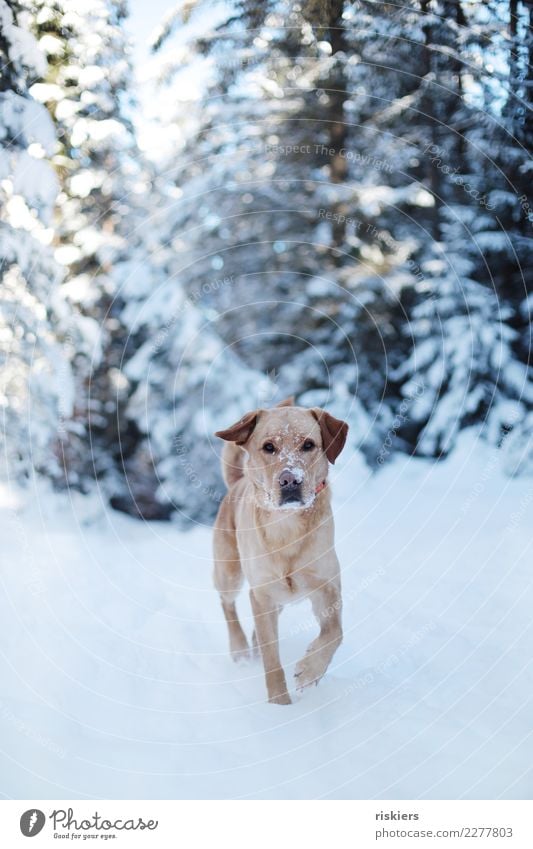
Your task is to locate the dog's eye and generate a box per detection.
[302,440,315,451]
[262,442,276,453]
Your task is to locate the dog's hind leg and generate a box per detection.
[213,499,250,661]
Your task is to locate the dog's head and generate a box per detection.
[215,403,348,510]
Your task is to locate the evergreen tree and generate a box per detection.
[392,0,533,458]
[30,0,166,499]
[0,0,85,481]
[144,0,415,466]
[4,0,531,523]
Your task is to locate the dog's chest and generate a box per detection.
[276,563,313,602]
[236,499,333,602]
[249,553,311,602]
[253,531,318,602]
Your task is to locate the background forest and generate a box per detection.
[1,0,533,802]
[1,0,532,525]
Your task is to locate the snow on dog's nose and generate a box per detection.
[279,468,303,504]
[279,469,302,488]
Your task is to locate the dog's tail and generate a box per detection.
[221,442,246,488]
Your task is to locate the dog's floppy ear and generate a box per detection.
[310,408,349,464]
[276,396,295,407]
[215,410,260,445]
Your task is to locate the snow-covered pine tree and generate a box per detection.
[142,0,430,462]
[392,0,533,462]
[0,0,84,482]
[123,296,278,524]
[29,0,166,500]
[29,0,256,519]
[491,0,533,473]
[393,264,533,456]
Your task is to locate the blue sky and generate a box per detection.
[126,0,174,65]
[124,0,177,150]
[125,0,217,155]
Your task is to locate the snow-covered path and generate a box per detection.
[1,434,532,799]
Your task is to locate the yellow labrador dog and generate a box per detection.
[213,399,348,704]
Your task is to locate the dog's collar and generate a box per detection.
[315,480,327,495]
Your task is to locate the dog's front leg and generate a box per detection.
[295,579,343,691]
[250,588,291,705]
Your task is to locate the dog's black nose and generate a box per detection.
[279,469,302,488]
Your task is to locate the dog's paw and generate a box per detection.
[269,691,292,705]
[231,646,251,663]
[294,656,323,692]
[230,636,251,663]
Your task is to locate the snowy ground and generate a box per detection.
[1,432,532,800]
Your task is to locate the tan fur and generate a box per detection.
[220,442,246,488]
[220,397,295,488]
[213,403,348,704]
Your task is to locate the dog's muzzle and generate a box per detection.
[279,469,303,504]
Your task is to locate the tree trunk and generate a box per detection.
[309,0,348,251]
[420,0,442,241]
